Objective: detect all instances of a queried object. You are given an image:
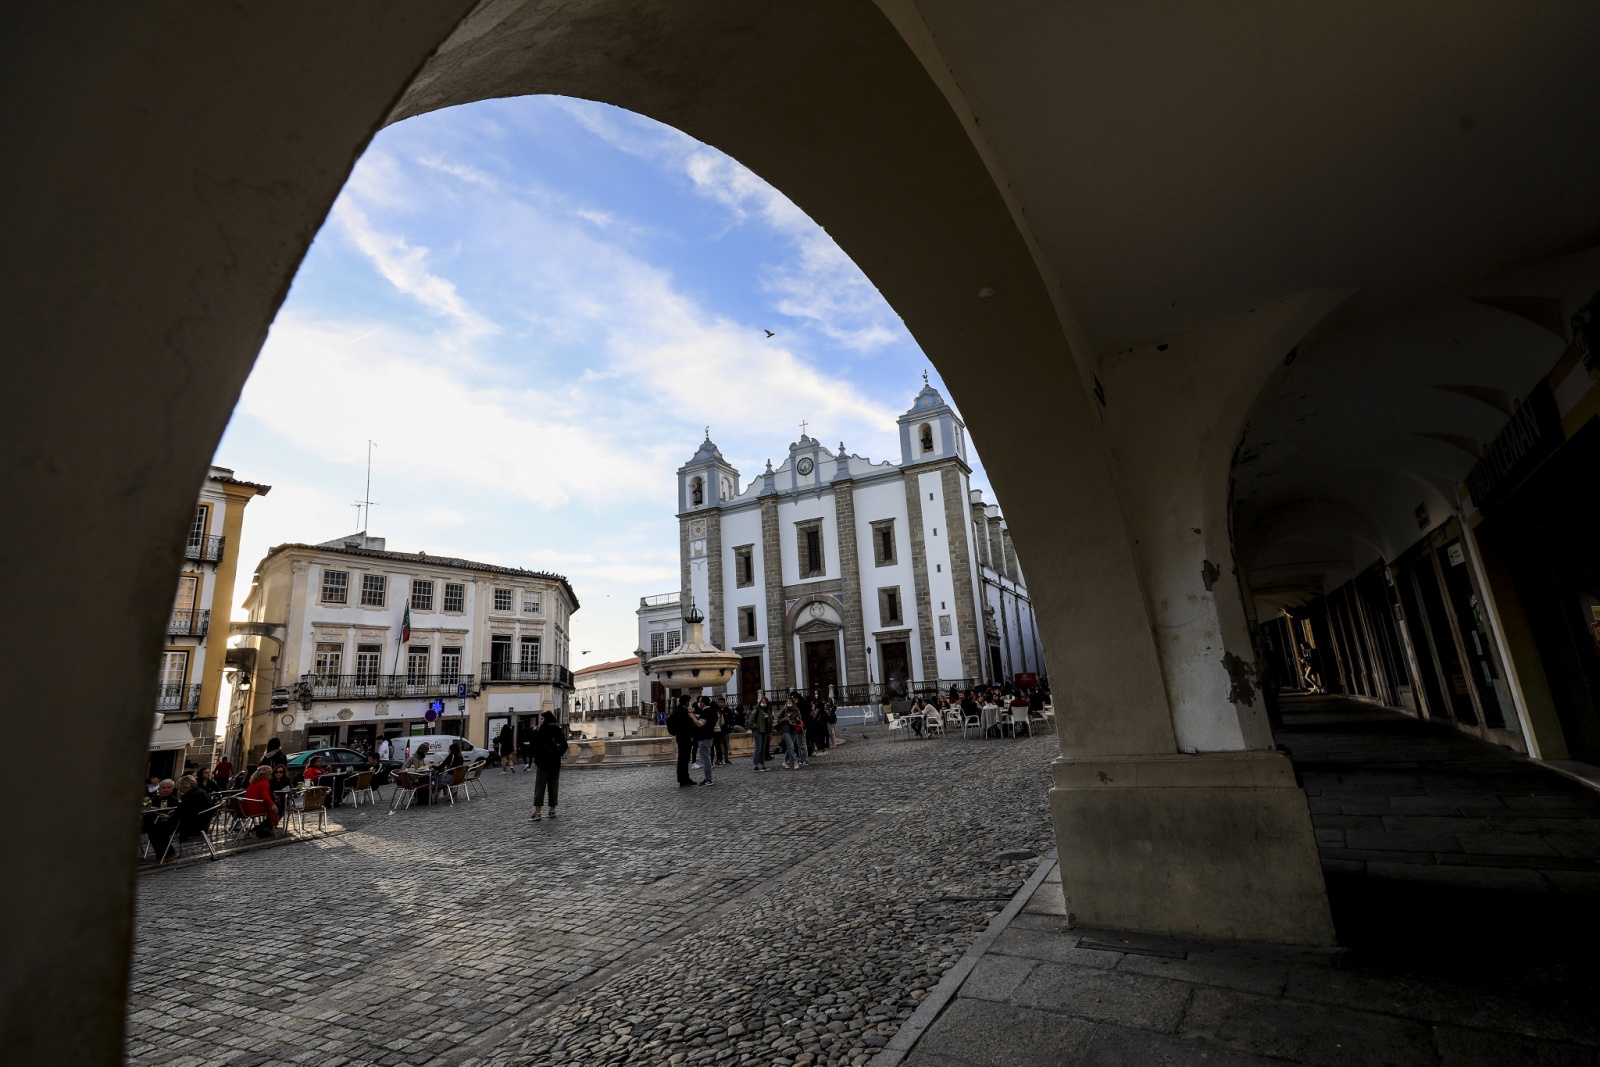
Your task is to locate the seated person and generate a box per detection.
[302,755,327,783]
[237,766,279,837]
[142,779,179,853]
[150,775,216,860]
[402,742,431,772]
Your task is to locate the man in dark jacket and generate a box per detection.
[667,696,695,787]
[694,698,718,786]
[529,712,568,821]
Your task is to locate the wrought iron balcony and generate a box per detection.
[167,608,210,637]
[479,662,575,688]
[183,534,226,562]
[297,673,477,701]
[156,683,203,713]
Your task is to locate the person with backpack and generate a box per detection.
[667,695,695,788]
[529,712,568,822]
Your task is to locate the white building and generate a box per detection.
[150,466,269,778]
[668,380,1043,705]
[636,592,683,709]
[237,532,577,757]
[573,656,646,737]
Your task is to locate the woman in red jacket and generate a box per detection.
[238,765,279,838]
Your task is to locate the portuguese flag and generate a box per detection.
[400,604,411,643]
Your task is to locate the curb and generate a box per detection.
[869,847,1059,1066]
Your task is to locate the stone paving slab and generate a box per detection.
[127,733,1059,1066]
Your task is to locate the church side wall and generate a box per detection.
[902,476,938,684]
[852,479,916,685]
[917,469,964,679]
[720,505,765,668]
[759,497,790,691]
[832,482,869,686]
[941,465,984,682]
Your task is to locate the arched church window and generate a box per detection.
[920,424,934,453]
[691,476,704,506]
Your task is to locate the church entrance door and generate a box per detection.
[739,655,763,707]
[880,642,910,699]
[804,639,839,699]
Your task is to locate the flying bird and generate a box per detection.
[764,329,775,338]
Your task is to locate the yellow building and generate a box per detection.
[148,466,269,779]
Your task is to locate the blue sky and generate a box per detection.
[218,96,990,662]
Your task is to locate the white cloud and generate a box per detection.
[330,197,499,340]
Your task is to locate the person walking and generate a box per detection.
[668,695,695,788]
[518,720,536,769]
[748,698,772,772]
[260,737,288,770]
[712,695,732,766]
[496,722,515,774]
[529,712,568,821]
[754,696,774,762]
[694,697,718,785]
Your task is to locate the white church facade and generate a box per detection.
[671,380,1043,705]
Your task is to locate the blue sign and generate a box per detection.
[429,699,444,714]
[456,683,467,699]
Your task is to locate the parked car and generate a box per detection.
[284,746,373,782]
[390,735,492,769]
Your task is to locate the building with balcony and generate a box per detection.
[670,381,1043,708]
[236,531,577,758]
[149,465,270,779]
[636,591,683,709]
[572,656,644,737]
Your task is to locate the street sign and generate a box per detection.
[456,682,467,699]
[457,700,466,712]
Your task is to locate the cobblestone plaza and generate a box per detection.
[127,734,1058,1066]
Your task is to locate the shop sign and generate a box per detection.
[1464,380,1561,513]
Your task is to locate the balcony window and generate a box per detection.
[406,646,430,688]
[440,646,462,685]
[321,569,349,604]
[520,635,541,670]
[411,579,434,611]
[443,582,465,613]
[666,629,681,652]
[361,574,387,607]
[354,645,381,693]
[187,505,209,549]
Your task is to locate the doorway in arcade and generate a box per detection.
[1474,417,1600,763]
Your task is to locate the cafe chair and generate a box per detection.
[159,802,222,863]
[437,764,470,805]
[289,786,331,834]
[924,712,945,738]
[348,770,377,807]
[461,759,488,800]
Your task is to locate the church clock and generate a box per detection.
[797,457,814,475]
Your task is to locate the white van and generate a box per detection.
[392,735,492,768]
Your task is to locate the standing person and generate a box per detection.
[260,737,288,771]
[529,712,568,822]
[213,755,233,784]
[779,699,807,769]
[826,698,843,747]
[694,698,718,785]
[377,736,391,764]
[748,698,772,772]
[496,722,515,774]
[667,695,695,788]
[754,696,774,762]
[518,720,536,769]
[712,695,732,766]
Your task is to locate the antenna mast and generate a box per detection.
[355,439,379,534]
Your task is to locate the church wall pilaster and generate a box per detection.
[902,476,938,684]
[759,497,790,690]
[831,481,868,687]
[940,465,983,682]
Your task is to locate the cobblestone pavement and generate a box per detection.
[127,731,1058,1066]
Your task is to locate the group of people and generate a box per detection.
[141,774,218,860]
[902,683,1049,738]
[667,690,842,785]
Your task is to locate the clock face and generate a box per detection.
[797,457,814,475]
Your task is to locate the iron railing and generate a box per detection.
[480,662,575,688]
[639,592,681,608]
[297,673,476,701]
[167,608,210,637]
[578,703,643,719]
[156,683,203,713]
[184,535,226,562]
